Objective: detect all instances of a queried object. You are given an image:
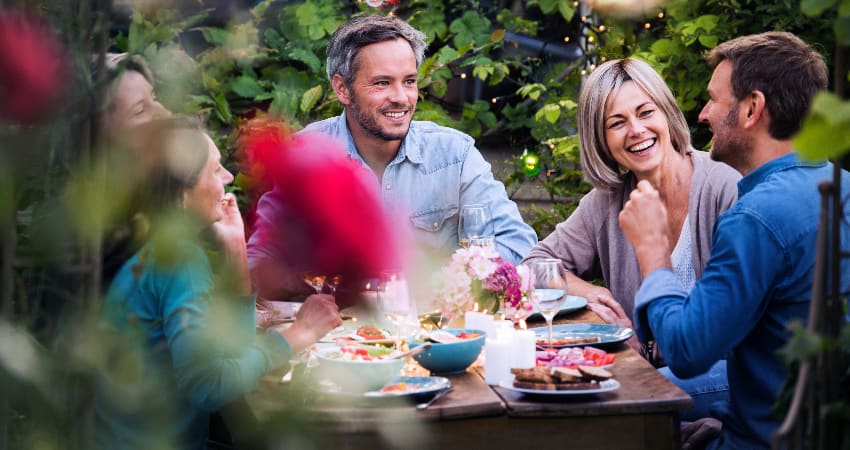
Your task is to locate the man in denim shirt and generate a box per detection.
[619,32,850,449]
[248,15,536,300]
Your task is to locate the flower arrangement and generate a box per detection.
[432,245,532,323]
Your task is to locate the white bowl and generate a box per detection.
[312,346,405,393]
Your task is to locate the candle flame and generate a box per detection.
[519,319,527,330]
[366,282,371,290]
[473,302,479,312]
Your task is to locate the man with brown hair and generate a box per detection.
[619,32,850,449]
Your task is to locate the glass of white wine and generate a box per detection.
[458,204,494,248]
[378,271,414,350]
[529,259,568,351]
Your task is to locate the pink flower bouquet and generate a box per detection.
[432,245,532,323]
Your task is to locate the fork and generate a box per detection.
[415,387,453,410]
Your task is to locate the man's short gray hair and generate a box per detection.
[326,15,427,86]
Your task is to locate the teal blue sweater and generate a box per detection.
[95,241,290,450]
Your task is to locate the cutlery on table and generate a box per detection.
[416,387,453,410]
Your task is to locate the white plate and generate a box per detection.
[498,378,620,396]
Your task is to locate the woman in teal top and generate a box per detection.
[95,119,342,450]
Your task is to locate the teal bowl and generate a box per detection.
[409,328,486,374]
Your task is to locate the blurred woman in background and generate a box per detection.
[95,118,341,450]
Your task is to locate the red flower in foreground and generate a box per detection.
[0,9,68,124]
[240,119,401,285]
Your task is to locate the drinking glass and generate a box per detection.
[459,204,494,248]
[529,259,568,351]
[302,273,326,294]
[326,275,342,296]
[377,271,414,350]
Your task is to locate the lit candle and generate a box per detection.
[512,320,537,369]
[484,336,512,385]
[465,311,495,337]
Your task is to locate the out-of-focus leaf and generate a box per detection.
[300,85,323,113]
[794,92,850,161]
[231,75,264,98]
[802,0,838,16]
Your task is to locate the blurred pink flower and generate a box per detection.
[0,9,68,124]
[239,118,401,283]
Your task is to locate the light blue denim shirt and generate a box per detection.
[293,112,537,263]
[634,153,850,449]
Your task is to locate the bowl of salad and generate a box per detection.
[408,328,485,374]
[313,344,405,393]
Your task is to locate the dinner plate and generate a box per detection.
[500,294,587,321]
[319,324,401,346]
[533,323,634,348]
[498,379,620,396]
[530,294,587,319]
[314,376,451,399]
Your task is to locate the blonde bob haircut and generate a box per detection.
[578,58,693,191]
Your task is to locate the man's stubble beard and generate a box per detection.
[348,91,414,142]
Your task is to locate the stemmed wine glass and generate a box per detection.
[377,271,414,350]
[459,204,494,248]
[326,275,342,296]
[302,273,326,294]
[529,259,568,351]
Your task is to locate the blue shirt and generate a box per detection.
[296,113,537,263]
[634,153,850,449]
[96,241,290,450]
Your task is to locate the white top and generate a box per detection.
[670,215,696,291]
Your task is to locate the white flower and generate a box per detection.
[366,0,384,7]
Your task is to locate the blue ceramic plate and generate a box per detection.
[530,293,587,319]
[501,294,587,320]
[533,323,634,348]
[315,376,451,398]
[498,378,620,396]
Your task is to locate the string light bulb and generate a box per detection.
[581,15,587,22]
[658,11,665,19]
[580,69,587,76]
[600,56,607,62]
[491,97,497,104]
[598,24,606,32]
[588,35,595,43]
[460,73,467,79]
[644,22,651,29]
[572,1,578,6]
[564,36,570,43]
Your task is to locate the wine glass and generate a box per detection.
[377,271,414,350]
[459,204,494,248]
[302,273,326,294]
[529,259,568,351]
[326,275,342,296]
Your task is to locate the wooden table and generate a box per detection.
[243,309,692,450]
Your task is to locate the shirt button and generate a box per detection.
[433,222,439,229]
[385,184,391,190]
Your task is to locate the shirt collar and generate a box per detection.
[338,111,423,166]
[737,152,826,196]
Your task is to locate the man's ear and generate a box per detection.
[332,74,351,106]
[742,90,766,129]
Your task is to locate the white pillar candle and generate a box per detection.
[464,311,495,337]
[484,336,513,385]
[512,329,537,369]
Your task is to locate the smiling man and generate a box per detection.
[247,15,536,301]
[619,32,850,449]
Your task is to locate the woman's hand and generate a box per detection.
[280,294,343,353]
[585,292,641,352]
[211,193,251,294]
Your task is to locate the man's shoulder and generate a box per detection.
[300,115,343,135]
[406,121,476,167]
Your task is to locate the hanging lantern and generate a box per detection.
[520,149,541,178]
